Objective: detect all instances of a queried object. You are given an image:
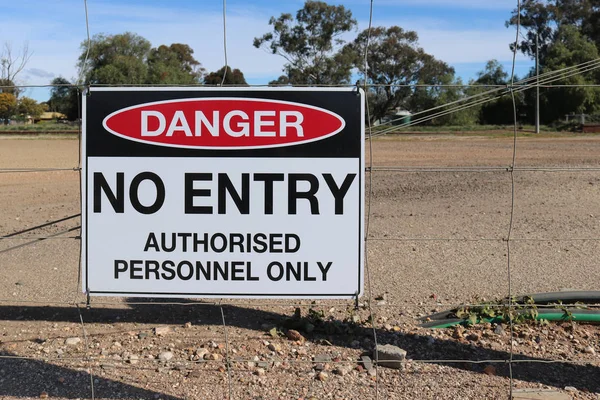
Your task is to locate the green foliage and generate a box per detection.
[455,296,541,326]
[48,77,79,121]
[79,32,152,84]
[204,66,248,86]
[0,92,17,122]
[16,97,46,119]
[78,33,203,85]
[147,44,204,84]
[539,25,600,121]
[253,0,357,85]
[347,26,462,124]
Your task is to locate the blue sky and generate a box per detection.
[0,0,533,102]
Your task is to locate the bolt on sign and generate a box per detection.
[82,88,364,298]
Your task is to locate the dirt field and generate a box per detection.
[1,135,600,399]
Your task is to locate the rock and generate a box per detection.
[195,348,209,359]
[564,386,577,392]
[138,332,148,339]
[466,333,480,342]
[183,322,192,329]
[158,351,174,362]
[65,337,81,346]
[316,371,328,381]
[39,392,49,399]
[154,326,171,336]
[360,355,375,375]
[286,329,304,341]
[267,343,281,352]
[255,368,266,376]
[128,355,139,365]
[584,346,596,355]
[494,325,505,336]
[333,366,351,376]
[374,344,407,369]
[314,354,332,363]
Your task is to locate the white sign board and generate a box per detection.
[82,88,364,298]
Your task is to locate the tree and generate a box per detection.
[204,66,248,85]
[347,26,457,123]
[0,92,17,123]
[147,44,204,84]
[1,42,32,97]
[48,77,79,120]
[470,60,520,125]
[16,97,46,119]
[78,32,152,84]
[538,25,600,122]
[507,0,600,62]
[253,1,357,85]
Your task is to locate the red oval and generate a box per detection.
[102,98,345,149]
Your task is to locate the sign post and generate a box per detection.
[82,87,364,298]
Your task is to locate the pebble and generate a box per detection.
[333,366,351,376]
[466,333,480,342]
[39,392,49,399]
[316,371,328,381]
[195,348,209,359]
[128,354,139,364]
[158,351,174,361]
[584,346,596,354]
[65,337,81,346]
[255,368,266,376]
[268,343,281,352]
[154,326,171,336]
[286,329,304,341]
[183,322,192,329]
[138,332,148,339]
[565,386,577,392]
[494,325,505,336]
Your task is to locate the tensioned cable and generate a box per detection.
[371,57,600,133]
[371,58,600,136]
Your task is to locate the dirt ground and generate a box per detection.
[1,135,600,399]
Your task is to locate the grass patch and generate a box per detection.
[0,123,78,132]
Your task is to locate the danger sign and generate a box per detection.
[82,87,364,298]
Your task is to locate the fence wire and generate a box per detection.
[2,0,600,399]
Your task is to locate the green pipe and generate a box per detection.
[423,312,600,329]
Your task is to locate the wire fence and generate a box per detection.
[2,0,600,399]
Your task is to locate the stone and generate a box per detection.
[564,386,577,393]
[183,322,192,329]
[286,329,304,341]
[466,333,480,342]
[195,348,209,359]
[158,351,174,362]
[267,343,280,352]
[374,344,407,369]
[154,327,171,336]
[138,332,148,339]
[584,346,596,355]
[255,368,266,376]
[316,371,328,381]
[360,355,375,375]
[333,366,351,376]
[494,325,505,335]
[128,355,139,365]
[39,392,49,399]
[65,337,81,346]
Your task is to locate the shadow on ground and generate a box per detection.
[0,300,598,398]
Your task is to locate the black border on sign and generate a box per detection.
[82,87,364,299]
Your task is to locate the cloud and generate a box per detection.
[25,68,55,79]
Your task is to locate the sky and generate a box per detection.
[0,0,534,102]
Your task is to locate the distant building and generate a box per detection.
[36,111,67,122]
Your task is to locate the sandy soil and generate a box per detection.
[1,135,600,399]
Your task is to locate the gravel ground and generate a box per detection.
[1,135,600,399]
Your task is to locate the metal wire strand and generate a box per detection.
[220,0,228,86]
[507,1,521,397]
